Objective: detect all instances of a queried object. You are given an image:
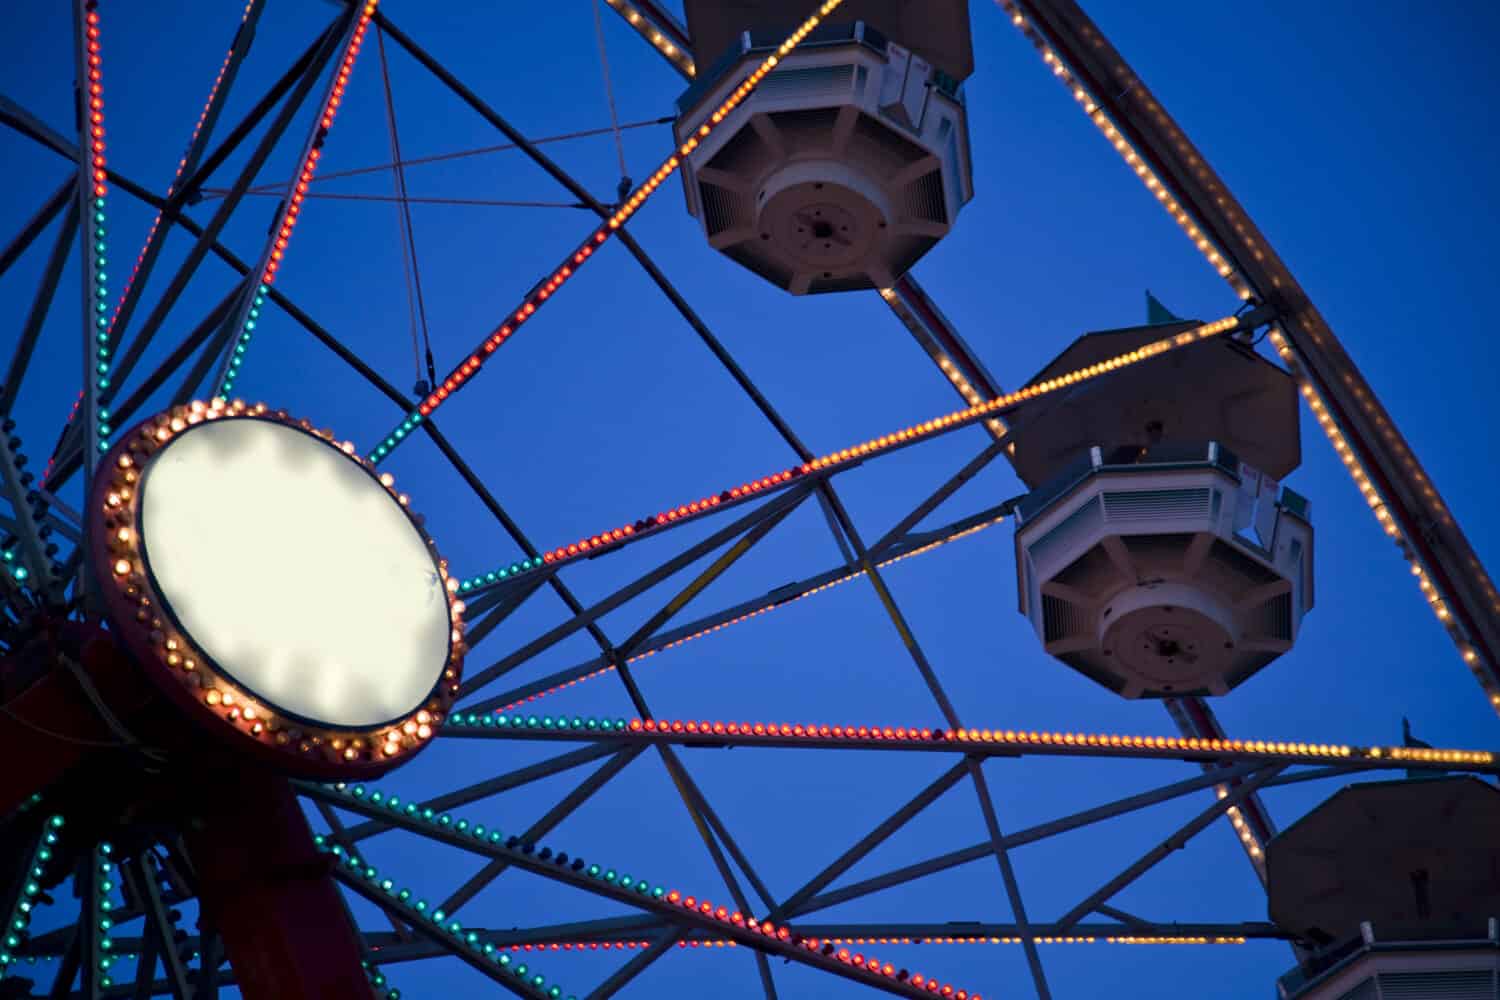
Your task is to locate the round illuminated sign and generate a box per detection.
[91,400,464,777]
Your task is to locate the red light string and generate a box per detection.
[366,0,853,464]
[213,1,380,399]
[109,1,261,340]
[55,1,262,477]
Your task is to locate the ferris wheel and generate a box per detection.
[2,1,1498,999]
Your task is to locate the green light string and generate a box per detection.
[312,781,978,998]
[1,816,63,974]
[315,830,571,1000]
[92,842,120,989]
[360,956,402,1000]
[80,1,114,458]
[89,192,114,456]
[446,714,627,733]
[214,283,267,400]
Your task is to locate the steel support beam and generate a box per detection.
[0,178,72,283]
[435,746,647,917]
[98,14,345,409]
[457,483,814,697]
[120,854,192,1000]
[206,5,372,396]
[1165,696,1276,857]
[1052,765,1285,932]
[347,917,1286,964]
[70,0,106,510]
[584,928,684,1000]
[773,761,969,920]
[0,630,155,816]
[0,410,60,594]
[465,502,1009,714]
[366,923,1290,959]
[359,916,666,959]
[793,761,1264,918]
[300,783,972,1000]
[881,275,1010,444]
[332,869,547,1000]
[38,18,347,490]
[182,767,369,1000]
[445,721,1486,777]
[967,761,1051,998]
[102,0,267,362]
[334,742,620,845]
[105,288,238,431]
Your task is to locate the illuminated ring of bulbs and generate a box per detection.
[89,399,465,779]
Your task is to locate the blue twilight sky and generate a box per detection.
[3,2,1499,998]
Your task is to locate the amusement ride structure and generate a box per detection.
[1,0,1497,997]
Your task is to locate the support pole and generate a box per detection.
[182,768,370,1000]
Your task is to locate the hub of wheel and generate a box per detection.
[88,398,466,780]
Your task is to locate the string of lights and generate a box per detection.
[484,934,1245,953]
[361,957,402,1000]
[995,2,1250,302]
[440,712,1498,772]
[76,0,112,461]
[1219,791,1263,861]
[877,286,1009,441]
[46,0,261,485]
[0,816,63,973]
[0,426,47,587]
[107,1,260,349]
[366,0,853,464]
[995,0,1498,707]
[320,838,568,1000]
[599,0,694,77]
[310,781,982,999]
[451,315,1243,596]
[214,1,380,400]
[89,842,121,989]
[1274,330,1499,707]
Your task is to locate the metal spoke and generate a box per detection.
[465,501,1010,713]
[774,761,968,921]
[584,928,683,1000]
[1053,765,1286,932]
[100,0,267,362]
[334,743,621,845]
[436,746,646,916]
[332,869,546,1000]
[792,760,1268,918]
[1,190,77,416]
[967,760,1050,999]
[458,482,815,698]
[0,178,73,283]
[120,854,192,1000]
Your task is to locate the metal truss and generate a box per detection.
[1,2,1495,999]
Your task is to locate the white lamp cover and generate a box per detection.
[138,417,450,728]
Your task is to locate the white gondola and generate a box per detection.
[1267,776,1500,999]
[1010,318,1313,697]
[676,1,974,293]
